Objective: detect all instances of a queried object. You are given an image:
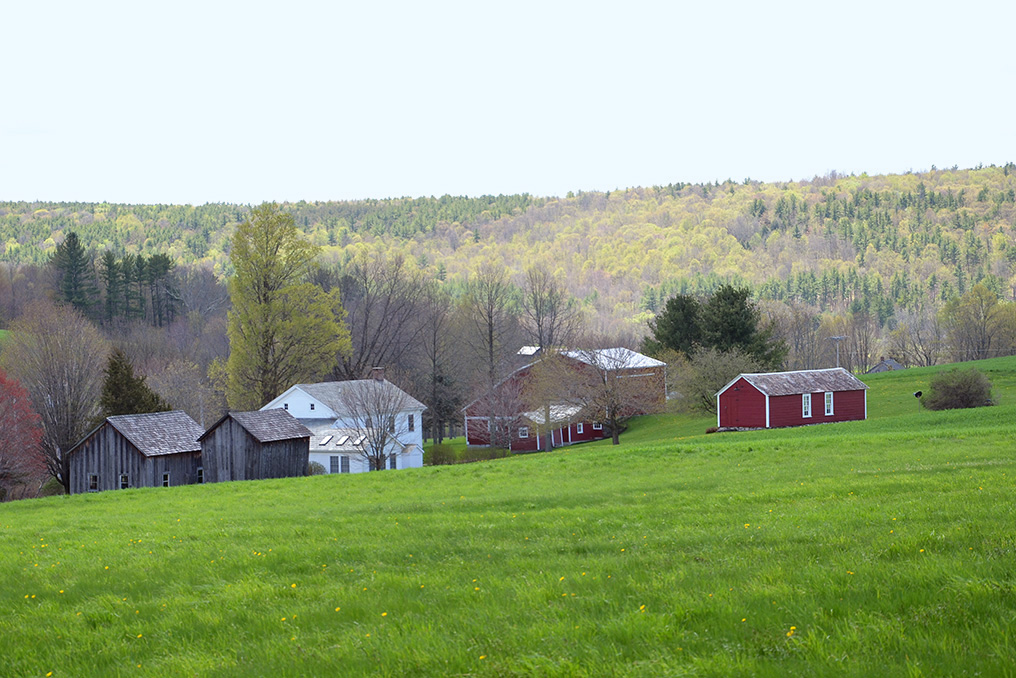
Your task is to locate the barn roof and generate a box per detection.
[718,368,868,397]
[200,409,312,443]
[292,380,427,414]
[562,347,665,369]
[105,411,204,457]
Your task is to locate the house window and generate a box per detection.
[119,473,129,490]
[389,455,397,470]
[592,422,603,430]
[283,403,289,410]
[825,391,834,416]
[310,403,315,411]
[519,426,529,439]
[330,456,340,474]
[163,473,170,487]
[576,422,584,434]
[408,414,414,432]
[388,416,395,433]
[802,393,812,418]
[341,456,350,473]
[197,467,204,484]
[88,474,98,492]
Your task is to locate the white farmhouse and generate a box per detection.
[261,375,426,474]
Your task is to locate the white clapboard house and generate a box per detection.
[261,373,426,474]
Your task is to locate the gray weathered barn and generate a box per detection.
[199,409,312,482]
[66,411,204,494]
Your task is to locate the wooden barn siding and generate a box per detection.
[202,419,247,482]
[769,389,866,428]
[68,425,201,494]
[202,419,309,482]
[718,378,767,428]
[252,439,309,479]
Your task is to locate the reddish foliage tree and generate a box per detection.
[0,370,46,499]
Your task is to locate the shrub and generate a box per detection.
[307,461,327,476]
[425,444,456,466]
[38,477,65,496]
[921,368,994,411]
[672,346,762,413]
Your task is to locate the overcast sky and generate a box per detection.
[3,0,1014,205]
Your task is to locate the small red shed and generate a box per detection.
[715,368,868,429]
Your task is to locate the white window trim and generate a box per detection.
[802,393,812,418]
[592,422,603,430]
[825,391,834,416]
[576,422,584,434]
[162,473,171,488]
[519,426,529,439]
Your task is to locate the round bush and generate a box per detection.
[921,368,994,411]
[307,461,327,475]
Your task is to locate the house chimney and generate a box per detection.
[371,366,385,382]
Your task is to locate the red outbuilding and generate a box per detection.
[715,368,868,429]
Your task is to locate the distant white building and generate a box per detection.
[261,377,426,474]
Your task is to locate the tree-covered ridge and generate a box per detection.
[0,194,543,265]
[2,164,1014,333]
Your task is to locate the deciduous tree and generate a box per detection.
[0,370,45,501]
[333,251,427,380]
[519,265,580,350]
[221,203,352,410]
[0,302,108,492]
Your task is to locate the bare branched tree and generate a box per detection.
[337,374,415,471]
[461,262,520,388]
[0,301,108,491]
[415,285,460,443]
[334,252,428,380]
[519,265,581,350]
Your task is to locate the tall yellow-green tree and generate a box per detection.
[221,203,351,410]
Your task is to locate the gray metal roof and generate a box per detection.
[295,379,426,414]
[724,368,868,397]
[106,411,204,457]
[221,409,312,443]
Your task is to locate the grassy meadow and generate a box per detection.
[3,358,1016,677]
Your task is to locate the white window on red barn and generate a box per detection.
[802,393,812,418]
[519,426,529,438]
[576,422,584,434]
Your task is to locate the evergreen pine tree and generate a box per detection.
[50,232,98,314]
[98,348,171,419]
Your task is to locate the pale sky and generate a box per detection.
[3,0,1014,205]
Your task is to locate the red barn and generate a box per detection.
[715,368,868,429]
[463,348,666,451]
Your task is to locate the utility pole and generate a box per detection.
[829,336,847,368]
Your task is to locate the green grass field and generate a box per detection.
[3,359,1016,677]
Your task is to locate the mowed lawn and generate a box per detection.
[3,359,1016,677]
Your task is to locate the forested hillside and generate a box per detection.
[3,165,1014,333]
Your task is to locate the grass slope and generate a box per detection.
[3,359,1016,677]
